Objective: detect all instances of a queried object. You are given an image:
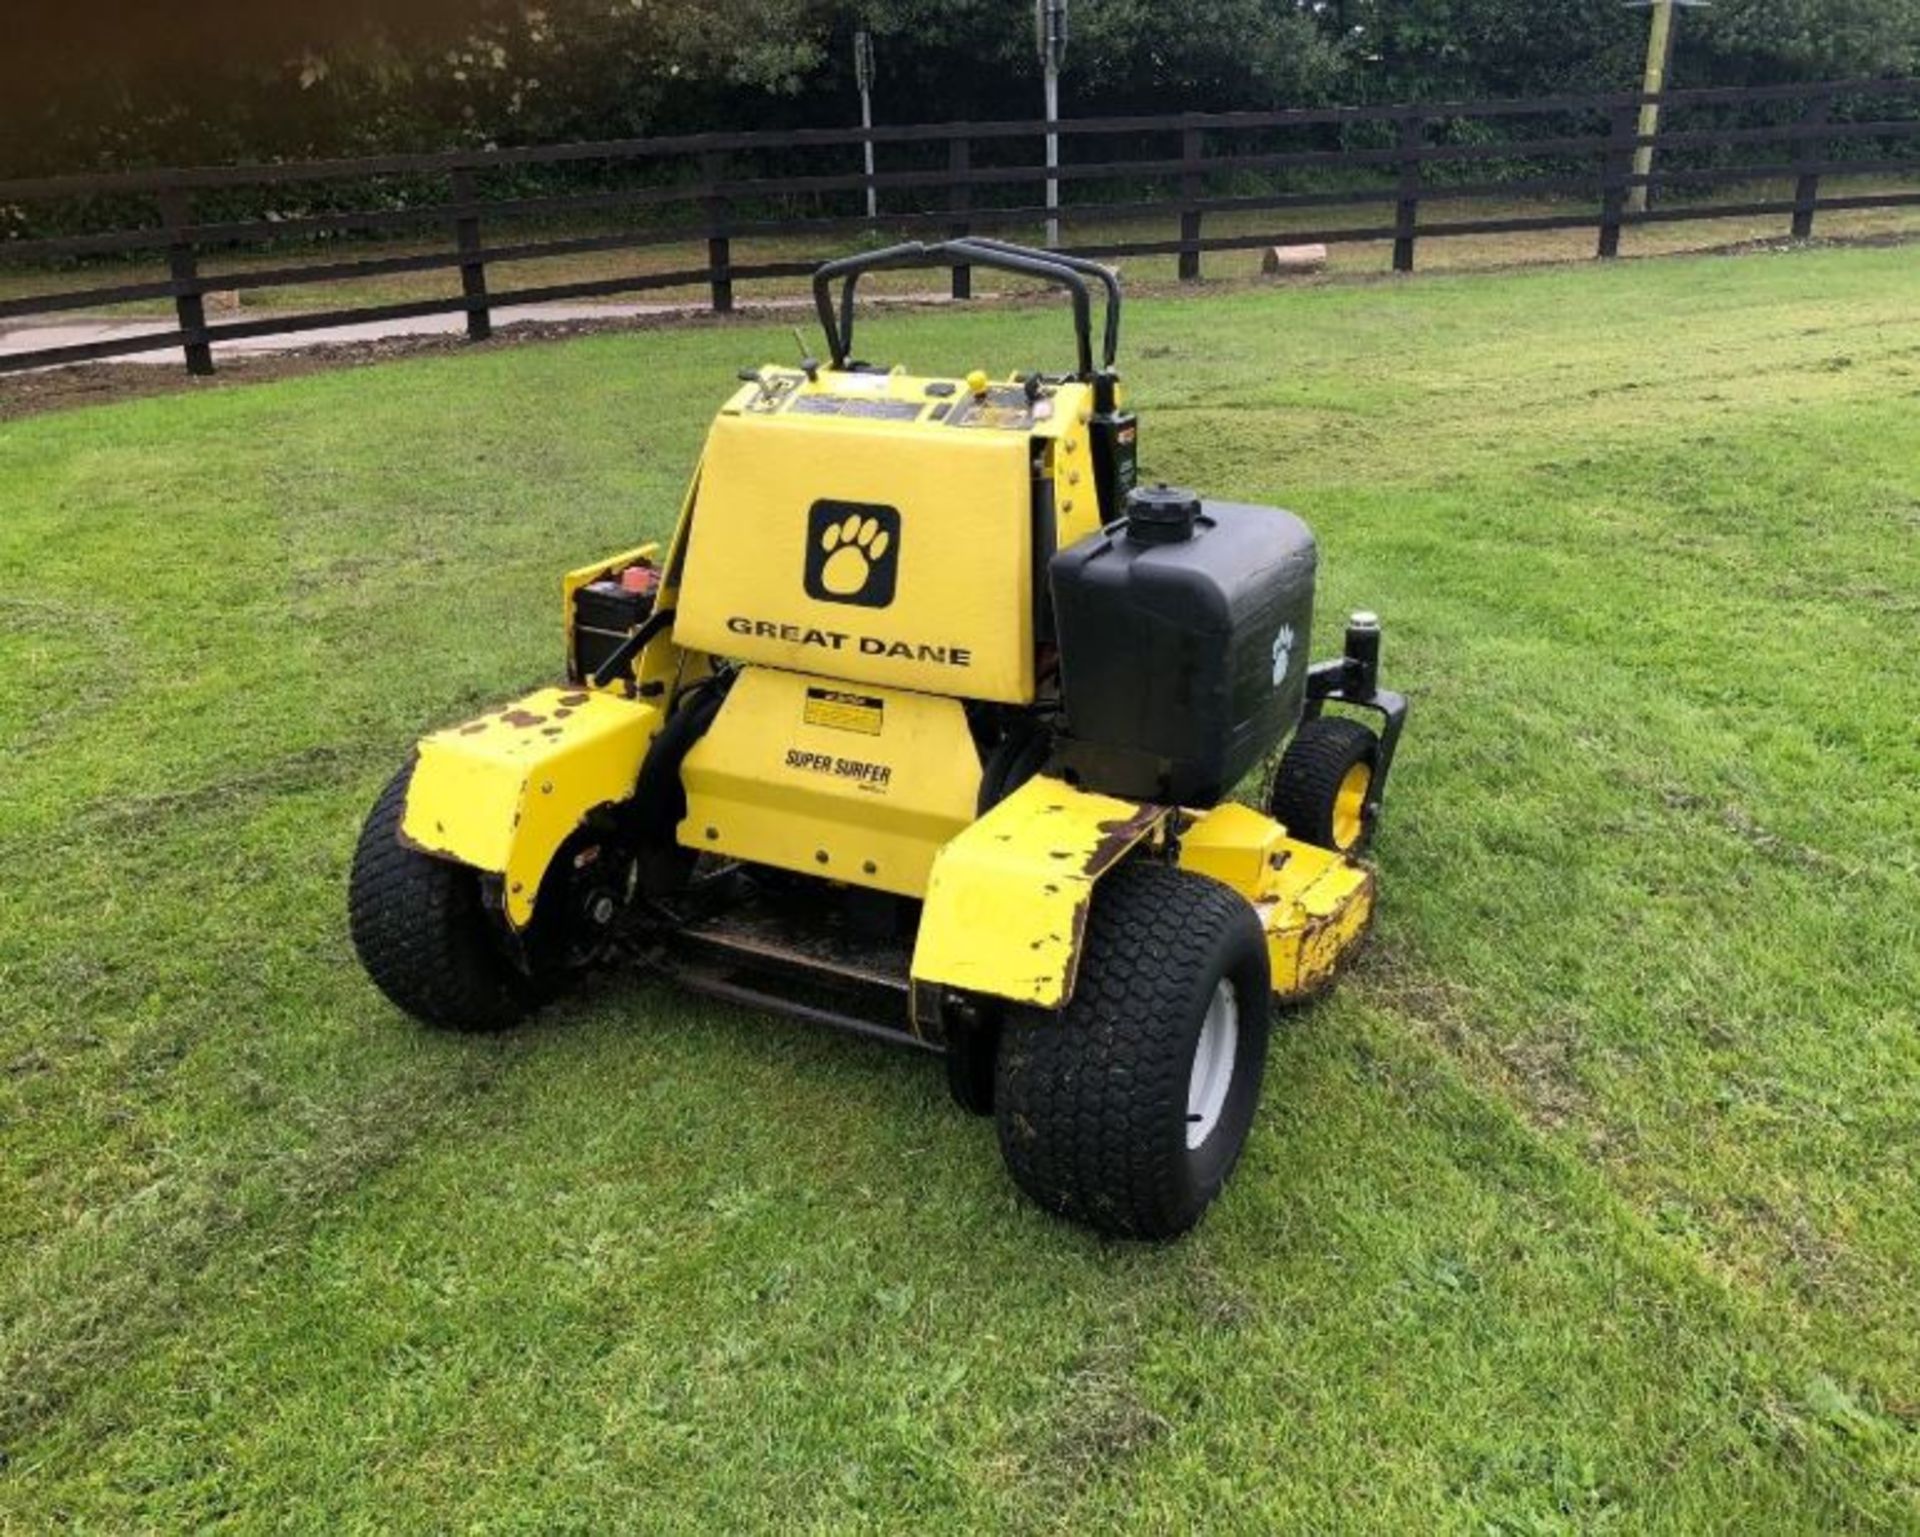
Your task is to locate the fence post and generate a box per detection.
[1790,89,1835,240]
[156,188,213,376]
[1178,126,1204,282]
[1597,102,1638,259]
[703,151,733,314]
[1393,113,1424,274]
[450,166,491,341]
[948,137,973,300]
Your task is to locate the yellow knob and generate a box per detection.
[966,369,989,397]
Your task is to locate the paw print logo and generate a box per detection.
[804,500,901,608]
[1270,623,1296,687]
[820,514,891,595]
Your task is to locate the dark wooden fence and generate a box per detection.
[2,76,1916,376]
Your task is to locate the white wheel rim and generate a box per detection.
[1186,979,1240,1150]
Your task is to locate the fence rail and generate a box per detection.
[2,76,1916,376]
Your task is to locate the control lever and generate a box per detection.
[790,328,820,382]
[735,366,774,403]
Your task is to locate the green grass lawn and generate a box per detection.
[3,244,1918,1531]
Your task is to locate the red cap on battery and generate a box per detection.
[620,564,659,594]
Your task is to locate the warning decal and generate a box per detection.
[803,687,885,736]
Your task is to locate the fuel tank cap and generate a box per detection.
[1124,483,1202,545]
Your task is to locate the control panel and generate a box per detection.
[729,366,1063,433]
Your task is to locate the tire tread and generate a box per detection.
[994,862,1269,1239]
[347,760,536,1032]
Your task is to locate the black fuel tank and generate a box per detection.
[1048,487,1317,804]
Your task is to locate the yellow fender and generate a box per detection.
[399,686,662,928]
[910,774,1167,1019]
[910,780,1376,1025]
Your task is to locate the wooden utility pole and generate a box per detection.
[1624,0,1704,215]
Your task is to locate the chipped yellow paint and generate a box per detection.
[400,686,661,929]
[1258,840,1374,999]
[910,774,1167,1013]
[1178,801,1375,1000]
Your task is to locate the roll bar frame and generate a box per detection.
[810,239,1121,379]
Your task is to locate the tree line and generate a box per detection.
[3,0,1916,178]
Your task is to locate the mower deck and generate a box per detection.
[645,807,1378,1058]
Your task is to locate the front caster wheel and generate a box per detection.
[348,760,562,1032]
[1269,716,1382,855]
[993,862,1271,1240]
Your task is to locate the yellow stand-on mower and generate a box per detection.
[349,240,1407,1239]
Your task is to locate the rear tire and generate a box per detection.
[1268,716,1381,854]
[993,862,1271,1240]
[347,760,548,1032]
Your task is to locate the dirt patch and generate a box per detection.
[1181,1258,1258,1331]
[1354,947,1604,1141]
[1028,1343,1172,1495]
[1729,1192,1845,1302]
[0,594,115,635]
[1656,784,1856,877]
[1494,1031,1591,1132]
[0,741,384,866]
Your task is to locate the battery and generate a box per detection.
[572,576,653,679]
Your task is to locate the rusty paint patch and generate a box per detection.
[1062,902,1091,993]
[458,722,487,736]
[1081,807,1164,878]
[1275,869,1376,1002]
[552,707,573,720]
[557,692,590,707]
[1288,911,1348,1000]
[499,709,547,729]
